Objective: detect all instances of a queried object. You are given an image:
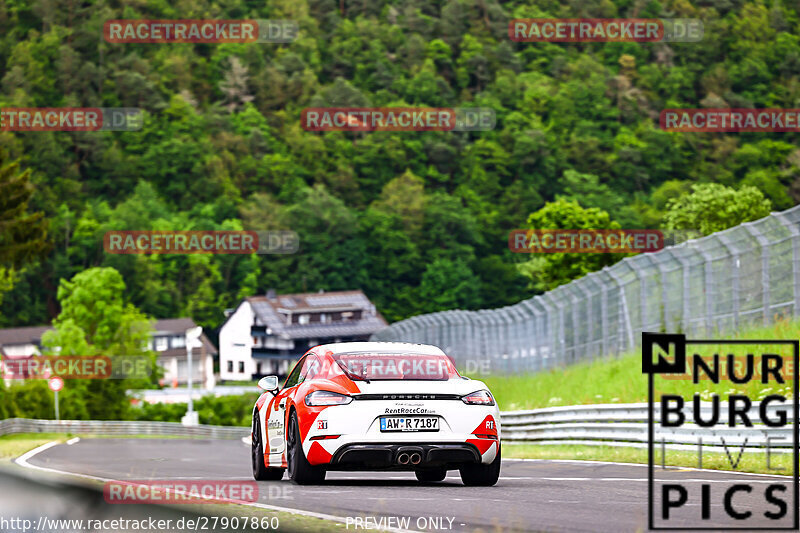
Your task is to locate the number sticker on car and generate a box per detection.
[379,416,439,432]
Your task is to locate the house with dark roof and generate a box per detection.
[0,318,217,389]
[218,290,387,380]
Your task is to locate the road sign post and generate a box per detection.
[48,376,63,421]
[182,326,203,426]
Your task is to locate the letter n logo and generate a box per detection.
[642,332,686,374]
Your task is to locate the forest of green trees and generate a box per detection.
[2,0,799,337]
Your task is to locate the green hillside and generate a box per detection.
[2,0,800,330]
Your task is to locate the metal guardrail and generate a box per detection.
[500,403,795,452]
[2,404,793,453]
[0,418,249,439]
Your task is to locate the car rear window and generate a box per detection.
[331,352,459,381]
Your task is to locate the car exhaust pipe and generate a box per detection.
[409,452,422,465]
[397,452,410,465]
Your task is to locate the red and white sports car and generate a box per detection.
[250,342,501,485]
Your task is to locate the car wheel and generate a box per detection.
[459,445,501,486]
[286,411,326,485]
[415,468,447,482]
[252,413,284,481]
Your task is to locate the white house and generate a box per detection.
[219,289,387,381]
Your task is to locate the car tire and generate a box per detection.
[459,445,501,486]
[252,413,284,481]
[286,411,326,485]
[415,468,447,482]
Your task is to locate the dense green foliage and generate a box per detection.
[40,267,160,419]
[0,267,160,421]
[131,393,260,426]
[518,198,625,291]
[662,182,773,235]
[1,0,799,331]
[0,154,48,314]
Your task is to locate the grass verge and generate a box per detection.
[0,433,69,460]
[505,443,792,475]
[481,316,800,411]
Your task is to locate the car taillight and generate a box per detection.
[461,390,495,406]
[304,390,353,406]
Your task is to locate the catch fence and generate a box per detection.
[372,207,800,373]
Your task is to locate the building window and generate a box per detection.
[227,361,233,372]
[172,336,185,349]
[298,314,310,325]
[155,337,168,351]
[320,313,328,323]
[239,361,245,373]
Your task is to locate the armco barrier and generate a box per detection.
[0,418,248,439]
[2,404,794,453]
[500,403,796,453]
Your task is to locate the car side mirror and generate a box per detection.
[258,375,279,393]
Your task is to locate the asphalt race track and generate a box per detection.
[16,438,797,532]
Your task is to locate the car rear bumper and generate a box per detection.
[328,442,483,470]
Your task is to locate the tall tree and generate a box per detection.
[0,155,48,266]
[41,267,157,420]
[0,155,48,323]
[518,199,625,292]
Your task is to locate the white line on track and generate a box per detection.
[66,437,80,445]
[15,441,422,533]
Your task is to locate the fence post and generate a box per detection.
[716,233,740,331]
[772,212,800,318]
[506,306,526,373]
[598,274,609,357]
[540,293,560,368]
[574,279,594,361]
[669,246,692,334]
[606,267,633,353]
[743,223,771,325]
[637,259,649,333]
[568,288,580,365]
[691,244,715,335]
[522,300,543,372]
[642,254,669,332]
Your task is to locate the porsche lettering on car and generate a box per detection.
[250,342,501,485]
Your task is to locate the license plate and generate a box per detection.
[379,416,439,432]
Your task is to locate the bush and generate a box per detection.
[129,393,260,426]
[3,381,54,419]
